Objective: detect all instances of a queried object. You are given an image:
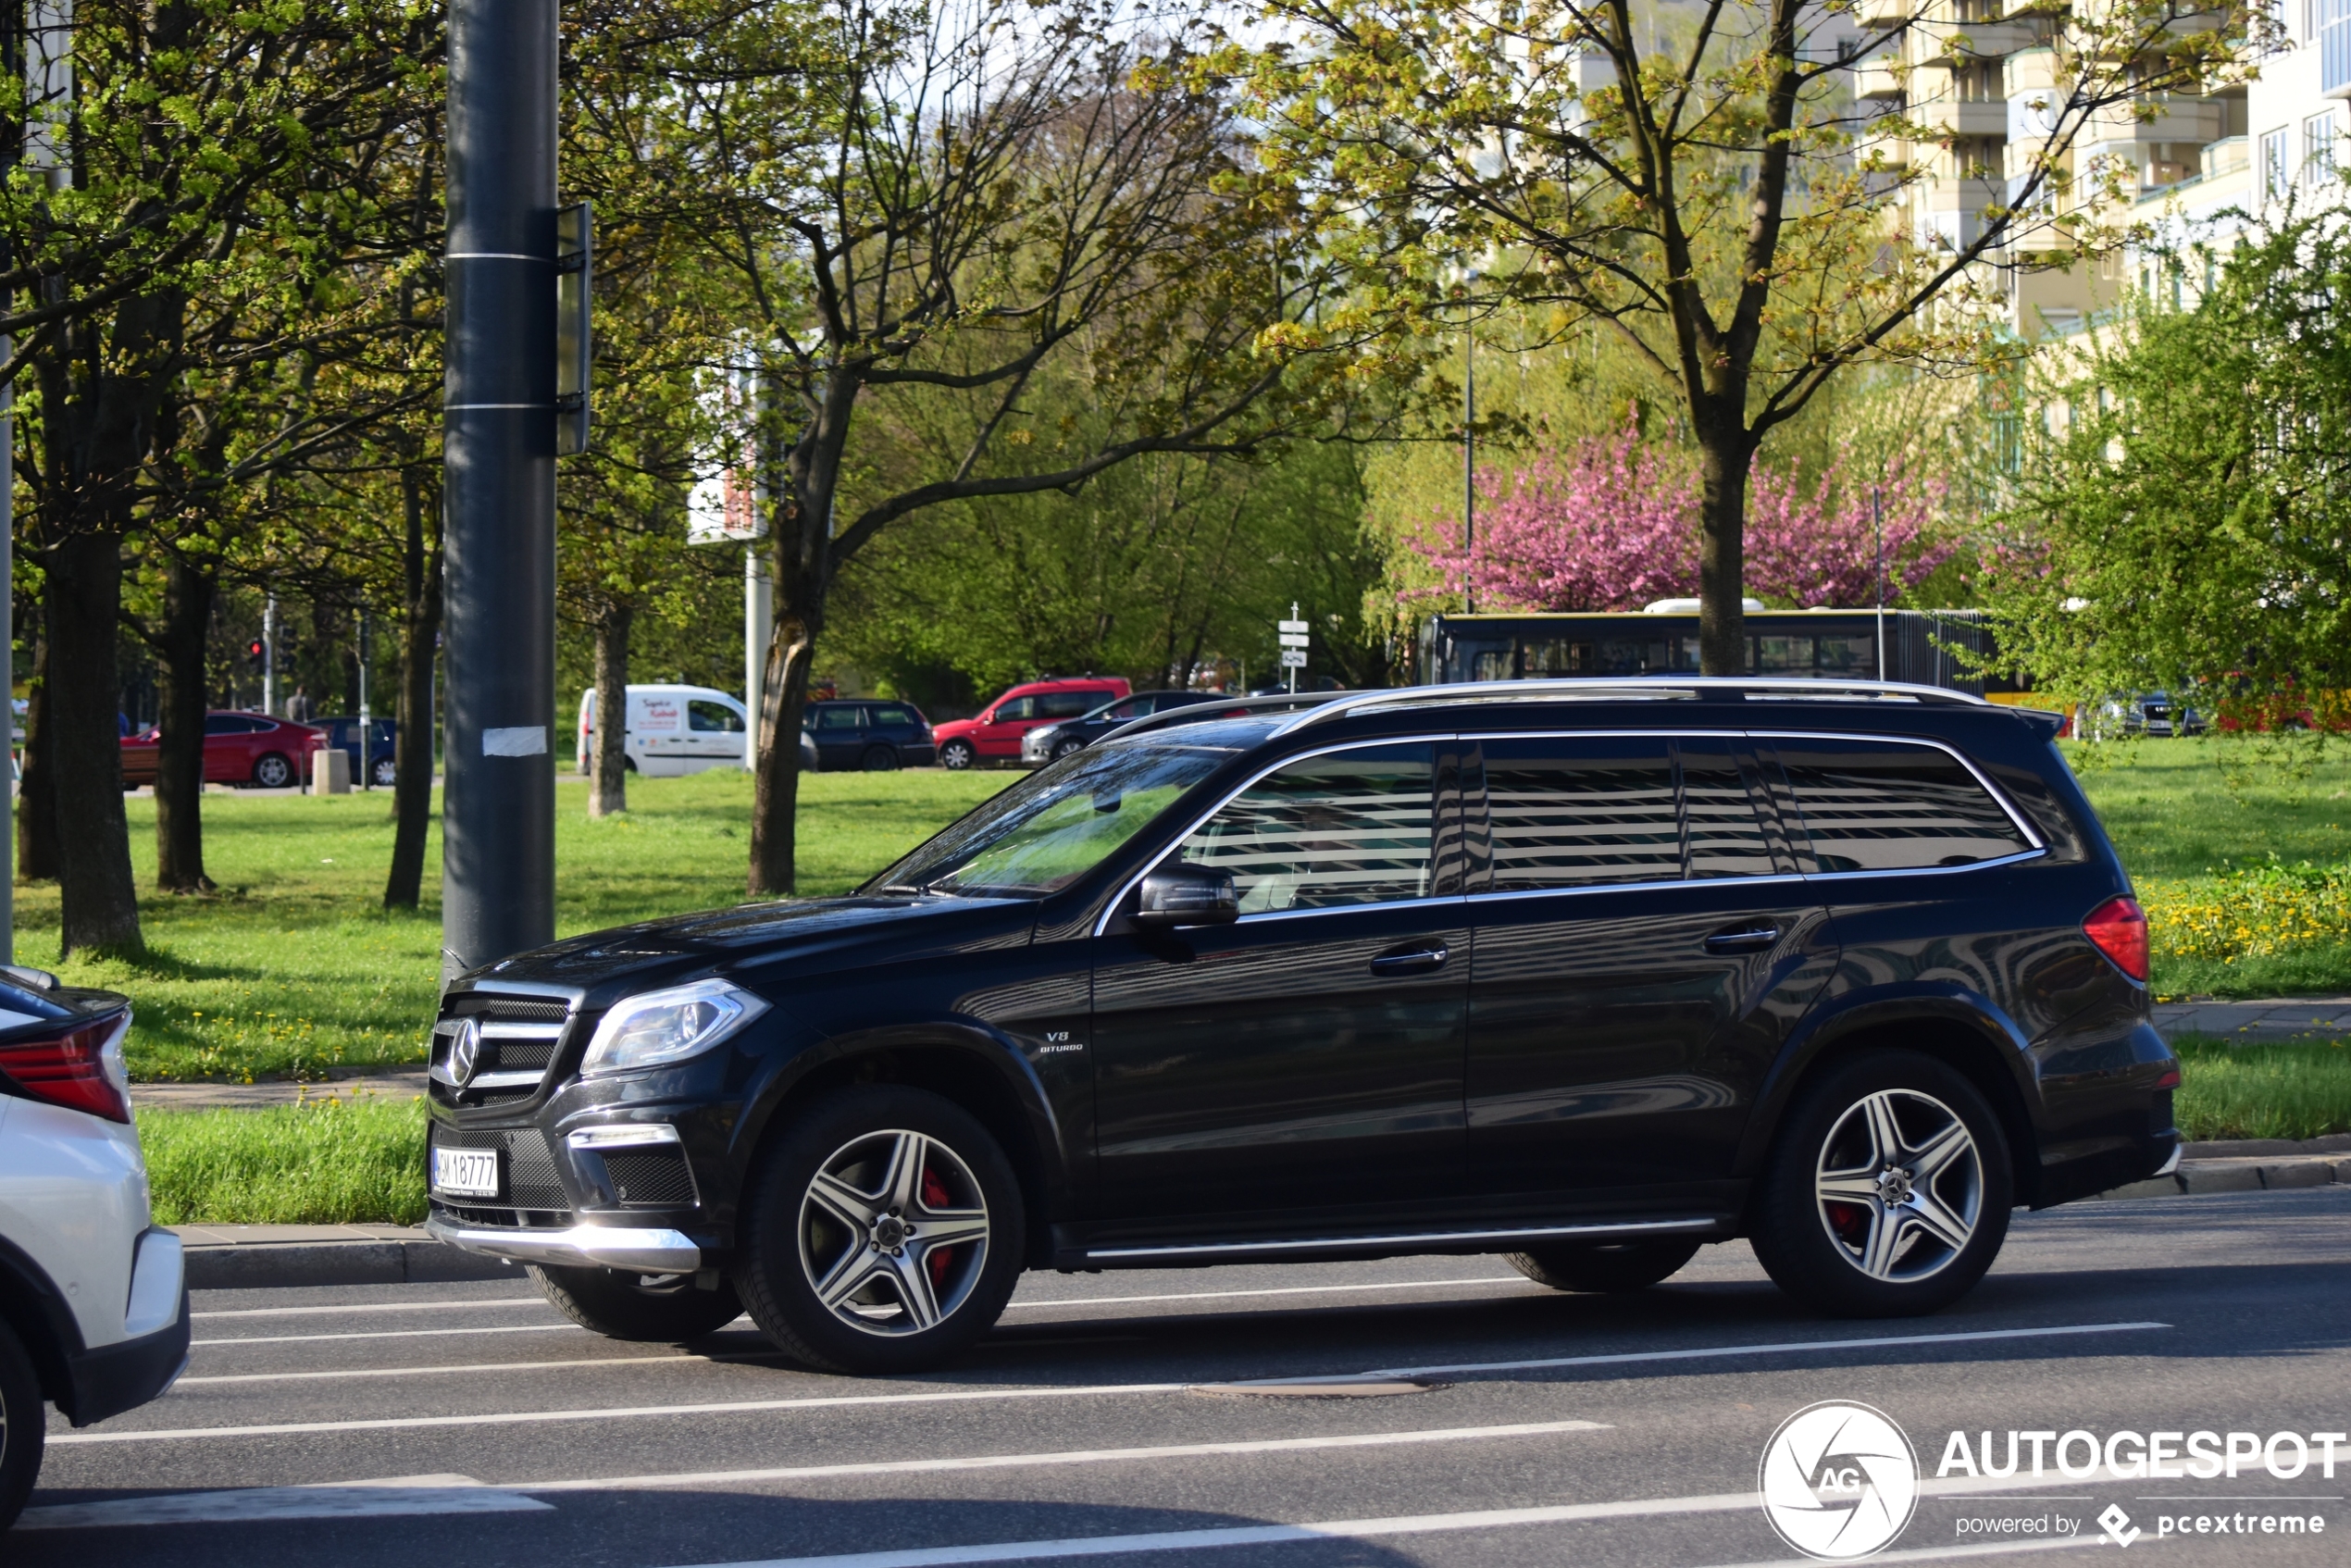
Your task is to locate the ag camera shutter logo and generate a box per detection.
[1759,1400,1921,1560]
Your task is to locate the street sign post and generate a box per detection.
[1277,604,1310,693]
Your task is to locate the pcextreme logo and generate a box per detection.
[1759,1401,1921,1561]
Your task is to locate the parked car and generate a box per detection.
[576,685,749,777]
[930,678,1130,769]
[0,965,191,1529]
[2092,691,2204,740]
[118,711,327,790]
[801,700,935,772]
[316,716,399,788]
[1019,690,1228,765]
[421,677,2177,1376]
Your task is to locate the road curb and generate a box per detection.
[180,1236,523,1290]
[2097,1155,2347,1202]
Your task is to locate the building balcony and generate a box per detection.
[1914,100,2012,137]
[1853,56,1907,100]
[2084,97,2230,145]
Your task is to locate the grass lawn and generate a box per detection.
[2171,1037,2351,1142]
[15,768,1012,1082]
[2067,736,2351,997]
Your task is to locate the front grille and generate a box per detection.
[603,1150,699,1207]
[450,996,570,1023]
[439,1202,577,1229]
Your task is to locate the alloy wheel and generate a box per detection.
[1813,1088,1982,1284]
[798,1128,989,1337]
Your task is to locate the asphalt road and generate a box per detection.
[18,1186,2351,1568]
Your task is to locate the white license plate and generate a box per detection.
[432,1148,500,1198]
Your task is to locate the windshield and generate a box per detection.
[865,741,1235,898]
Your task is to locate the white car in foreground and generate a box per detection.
[0,967,188,1530]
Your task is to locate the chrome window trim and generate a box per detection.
[1090,733,1458,938]
[1748,729,2046,852]
[1464,847,2047,905]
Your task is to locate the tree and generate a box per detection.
[1238,0,2271,674]
[1979,202,2351,720]
[1407,418,1950,611]
[630,0,1374,894]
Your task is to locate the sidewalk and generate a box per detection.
[2152,997,2351,1042]
[136,1069,429,1111]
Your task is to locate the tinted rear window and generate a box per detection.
[1483,736,1680,890]
[870,705,918,727]
[1038,691,1101,718]
[1766,739,2034,872]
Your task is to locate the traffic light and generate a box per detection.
[246,638,266,669]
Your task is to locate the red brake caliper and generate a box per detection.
[922,1165,955,1288]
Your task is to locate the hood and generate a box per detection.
[930,716,983,740]
[461,893,1037,997]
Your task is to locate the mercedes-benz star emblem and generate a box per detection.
[448,1017,481,1087]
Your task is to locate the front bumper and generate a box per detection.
[424,1215,702,1273]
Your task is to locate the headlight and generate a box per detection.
[580,979,769,1076]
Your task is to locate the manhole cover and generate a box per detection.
[1189,1378,1440,1400]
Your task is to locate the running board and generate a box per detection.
[1076,1216,1722,1265]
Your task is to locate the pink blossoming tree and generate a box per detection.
[1409,423,1953,612]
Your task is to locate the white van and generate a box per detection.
[576,684,749,777]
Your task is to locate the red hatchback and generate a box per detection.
[930,678,1129,769]
[120,712,327,790]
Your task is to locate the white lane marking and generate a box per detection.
[1347,1319,2172,1383]
[193,1298,550,1321]
[659,1472,2110,1568]
[174,1351,773,1387]
[1001,1276,1528,1312]
[17,1475,554,1531]
[521,1420,1610,1493]
[193,1323,587,1349]
[53,1318,2166,1447]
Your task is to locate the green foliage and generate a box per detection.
[140,1097,429,1226]
[2173,1039,2351,1143]
[1983,200,2351,711]
[16,771,1012,1081]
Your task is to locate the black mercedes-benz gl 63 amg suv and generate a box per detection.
[425,679,2179,1374]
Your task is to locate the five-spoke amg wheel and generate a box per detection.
[738,1086,1023,1373]
[1504,1238,1702,1294]
[1751,1051,2012,1317]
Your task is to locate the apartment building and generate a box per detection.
[1854,1,2334,336]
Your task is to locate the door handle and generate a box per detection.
[1702,923,1782,953]
[1370,944,1450,977]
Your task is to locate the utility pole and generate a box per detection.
[357,610,371,791]
[1462,315,1475,616]
[743,547,771,769]
[441,0,559,977]
[1873,486,1886,683]
[261,595,278,716]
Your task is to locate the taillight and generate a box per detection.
[0,1011,133,1123]
[2083,895,2150,983]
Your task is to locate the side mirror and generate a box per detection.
[1132,864,1238,928]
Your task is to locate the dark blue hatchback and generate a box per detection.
[801,701,936,771]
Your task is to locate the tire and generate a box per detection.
[1503,1238,1702,1293]
[737,1085,1025,1375]
[0,1313,44,1532]
[1051,738,1085,761]
[528,1263,744,1342]
[1749,1050,2013,1318]
[253,752,293,789]
[939,740,976,771]
[372,756,397,787]
[860,745,901,773]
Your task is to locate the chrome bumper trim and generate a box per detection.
[424,1216,701,1273]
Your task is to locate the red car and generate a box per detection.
[120,712,328,790]
[930,678,1130,769]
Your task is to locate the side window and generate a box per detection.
[871,705,917,727]
[1767,738,2034,872]
[1483,736,1679,890]
[1106,699,1147,720]
[1180,743,1436,912]
[688,700,743,733]
[816,706,864,731]
[1039,691,1101,718]
[1674,736,1777,878]
[204,715,258,735]
[994,697,1038,722]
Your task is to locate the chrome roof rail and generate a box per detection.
[1269,678,1993,735]
[1101,691,1348,741]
